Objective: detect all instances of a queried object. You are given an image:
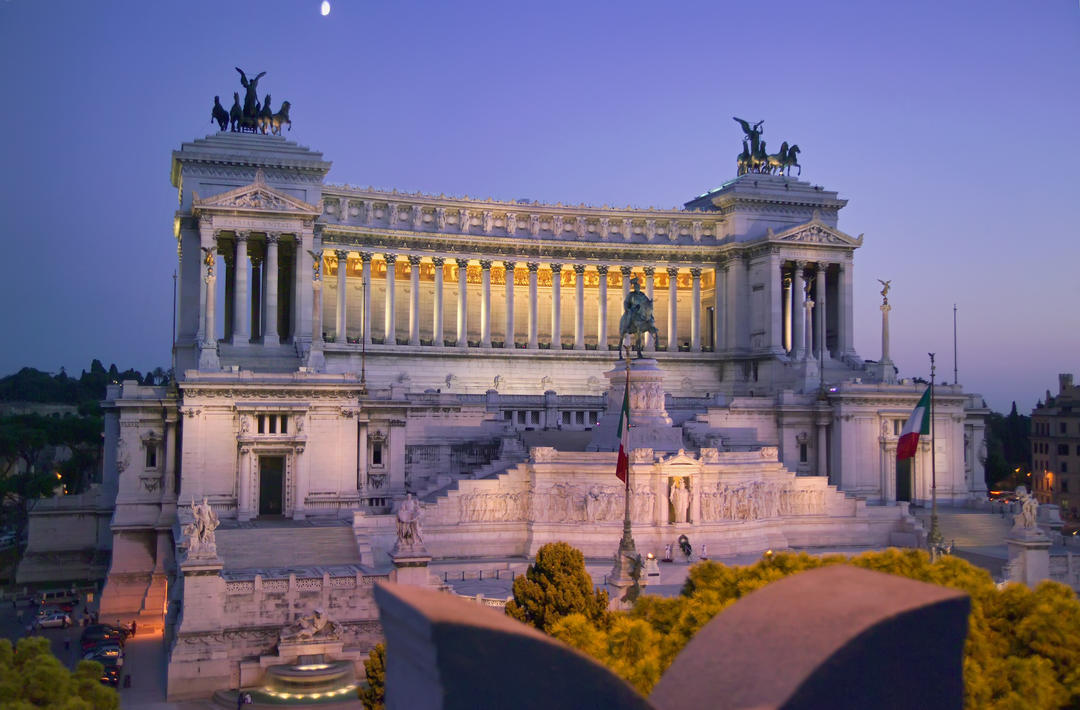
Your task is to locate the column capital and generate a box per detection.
[222,251,235,267]
[596,264,609,276]
[250,253,263,267]
[384,253,398,264]
[689,267,702,278]
[335,249,349,261]
[359,251,373,264]
[620,265,632,276]
[502,260,517,270]
[266,232,281,244]
[479,259,493,270]
[794,260,808,270]
[572,263,586,275]
[526,262,540,273]
[666,266,680,278]
[643,266,655,277]
[407,254,422,267]
[550,262,563,273]
[235,230,250,242]
[431,256,445,267]
[455,257,469,269]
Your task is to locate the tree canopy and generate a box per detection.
[505,541,609,632]
[358,642,385,710]
[0,636,119,708]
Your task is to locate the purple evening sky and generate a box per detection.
[0,0,1076,413]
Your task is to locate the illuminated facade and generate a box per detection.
[1032,374,1079,518]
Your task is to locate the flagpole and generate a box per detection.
[928,352,944,560]
[952,304,959,386]
[621,341,632,543]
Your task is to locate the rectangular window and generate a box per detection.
[1062,479,1069,492]
[145,446,157,469]
[576,412,585,425]
[1061,422,1067,434]
[532,411,540,425]
[800,443,808,463]
[894,420,902,436]
[268,416,277,434]
[258,415,265,434]
[503,411,513,421]
[371,443,383,466]
[563,412,571,425]
[280,416,287,434]
[1059,444,1069,456]
[1062,462,1069,474]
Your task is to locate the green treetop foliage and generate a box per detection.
[505,541,609,632]
[358,642,385,710]
[546,547,1080,708]
[985,403,1031,488]
[0,636,119,709]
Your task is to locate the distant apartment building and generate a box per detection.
[1032,374,1080,519]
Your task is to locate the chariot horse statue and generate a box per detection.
[619,277,659,358]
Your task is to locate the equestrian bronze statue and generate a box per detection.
[619,277,659,358]
[209,69,294,135]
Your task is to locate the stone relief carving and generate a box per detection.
[459,489,531,522]
[698,481,826,522]
[760,446,779,460]
[584,485,626,522]
[279,608,341,644]
[505,212,517,234]
[530,446,557,463]
[699,448,720,464]
[435,207,446,230]
[631,485,655,522]
[482,211,493,234]
[140,475,163,493]
[630,448,654,463]
[529,214,540,236]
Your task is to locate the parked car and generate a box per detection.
[38,601,75,615]
[37,612,71,629]
[38,590,79,607]
[80,625,127,651]
[99,663,121,687]
[84,644,124,667]
[0,533,16,547]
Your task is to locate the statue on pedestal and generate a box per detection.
[1014,486,1039,531]
[279,608,341,643]
[619,278,658,358]
[878,279,891,306]
[395,493,424,548]
[182,497,220,560]
[670,477,690,524]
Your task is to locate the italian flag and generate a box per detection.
[615,374,630,484]
[897,387,931,461]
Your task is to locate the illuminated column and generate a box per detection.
[839,261,854,357]
[384,253,397,344]
[550,263,562,348]
[292,444,307,520]
[361,253,372,345]
[713,265,723,352]
[504,261,515,347]
[480,260,492,348]
[596,265,609,351]
[408,255,421,346]
[456,258,468,348]
[792,261,806,360]
[644,267,655,351]
[815,263,828,361]
[783,271,793,353]
[667,266,679,352]
[232,232,250,344]
[263,233,280,344]
[432,257,444,346]
[310,255,324,362]
[527,263,539,349]
[203,238,217,347]
[250,254,262,340]
[573,264,586,350]
[690,267,702,352]
[766,251,781,353]
[237,447,251,521]
[335,249,348,342]
[817,417,829,479]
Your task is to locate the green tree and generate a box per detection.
[358,642,385,710]
[0,636,118,708]
[505,542,609,632]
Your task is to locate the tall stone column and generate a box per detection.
[237,447,251,521]
[804,293,815,360]
[361,253,373,345]
[408,255,421,346]
[432,257,444,346]
[357,421,368,492]
[767,251,782,353]
[527,263,539,349]
[262,233,280,344]
[713,265,724,353]
[690,267,702,352]
[293,445,307,520]
[815,264,828,361]
[335,249,349,342]
[504,261,515,347]
[550,263,562,349]
[223,251,235,341]
[162,412,178,502]
[456,258,468,348]
[792,261,806,360]
[573,264,586,350]
[309,254,325,371]
[250,254,263,341]
[384,253,397,344]
[596,265,609,351]
[840,261,854,358]
[480,260,492,348]
[783,272,792,353]
[817,417,829,479]
[644,267,655,351]
[232,232,250,344]
[202,238,217,346]
[667,266,679,352]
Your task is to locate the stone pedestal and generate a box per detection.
[167,554,228,701]
[1005,530,1050,588]
[176,554,225,633]
[197,343,220,372]
[797,356,821,393]
[391,546,433,587]
[589,358,682,453]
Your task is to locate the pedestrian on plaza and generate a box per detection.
[130,620,137,637]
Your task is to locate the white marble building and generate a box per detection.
[90,131,988,699]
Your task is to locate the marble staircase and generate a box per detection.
[213,523,361,570]
[911,507,1011,550]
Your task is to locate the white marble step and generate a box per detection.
[213,524,360,570]
[912,509,1011,548]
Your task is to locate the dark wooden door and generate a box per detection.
[259,456,284,516]
[896,459,912,502]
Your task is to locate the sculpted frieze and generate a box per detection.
[698,481,827,522]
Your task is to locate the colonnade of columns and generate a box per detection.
[775,259,853,362]
[321,252,718,353]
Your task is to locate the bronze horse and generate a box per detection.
[270,101,292,135]
[211,96,229,131]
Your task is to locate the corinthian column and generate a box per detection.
[361,253,372,345]
[504,261,515,347]
[408,255,421,346]
[792,261,806,360]
[480,260,492,348]
[550,263,562,349]
[335,249,349,342]
[527,262,539,349]
[815,264,828,361]
[432,257,444,346]
[667,266,679,352]
[644,267,655,351]
[690,267,702,352]
[232,232,250,344]
[203,243,217,347]
[573,264,586,350]
[597,265,609,351]
[384,253,397,344]
[263,233,280,344]
[456,258,468,348]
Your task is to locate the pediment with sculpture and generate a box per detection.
[193,169,321,217]
[770,220,863,247]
